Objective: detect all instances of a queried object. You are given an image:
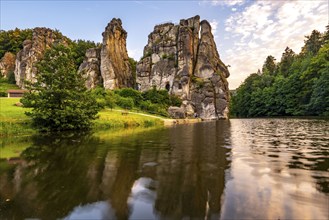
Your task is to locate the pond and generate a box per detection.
[0,118,328,219]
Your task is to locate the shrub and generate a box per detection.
[116,96,134,109]
[115,88,143,105]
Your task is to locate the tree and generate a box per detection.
[279,47,295,77]
[0,28,33,58]
[21,45,99,131]
[262,55,276,75]
[301,30,323,56]
[70,39,98,68]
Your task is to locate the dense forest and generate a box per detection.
[230,26,329,117]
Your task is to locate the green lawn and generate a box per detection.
[0,80,19,96]
[0,97,34,136]
[0,98,164,136]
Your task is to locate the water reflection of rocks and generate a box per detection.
[0,121,232,219]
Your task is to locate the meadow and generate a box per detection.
[0,97,164,137]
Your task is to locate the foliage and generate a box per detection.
[129,57,137,86]
[115,87,143,105]
[262,55,277,75]
[70,39,98,68]
[21,45,100,131]
[231,28,329,117]
[115,96,134,109]
[0,28,33,58]
[7,71,16,84]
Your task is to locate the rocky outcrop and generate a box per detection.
[14,28,68,88]
[100,18,133,89]
[136,16,230,119]
[0,52,16,78]
[78,48,102,89]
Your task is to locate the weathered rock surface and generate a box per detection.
[0,52,16,78]
[78,48,102,89]
[136,16,230,119]
[14,28,68,87]
[101,18,133,89]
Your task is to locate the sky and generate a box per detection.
[1,0,328,89]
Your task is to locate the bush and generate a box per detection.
[105,90,116,109]
[139,100,169,117]
[142,87,171,106]
[116,96,134,109]
[115,88,143,105]
[170,95,182,107]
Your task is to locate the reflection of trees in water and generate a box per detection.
[0,122,232,219]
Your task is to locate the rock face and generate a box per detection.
[0,52,16,77]
[14,28,68,87]
[78,48,102,89]
[136,16,230,119]
[100,18,133,89]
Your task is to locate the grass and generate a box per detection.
[0,97,34,137]
[95,109,163,129]
[0,79,20,96]
[0,97,164,137]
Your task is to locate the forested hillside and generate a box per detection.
[230,26,329,117]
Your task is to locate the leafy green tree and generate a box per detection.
[279,47,295,77]
[70,39,98,68]
[0,28,33,58]
[301,30,323,56]
[21,45,99,131]
[307,43,329,115]
[262,55,277,75]
[230,27,328,118]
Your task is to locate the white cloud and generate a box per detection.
[211,0,245,6]
[223,0,328,89]
[210,19,219,38]
[128,48,143,61]
[200,0,245,7]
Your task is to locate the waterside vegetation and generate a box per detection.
[0,97,163,137]
[231,27,329,117]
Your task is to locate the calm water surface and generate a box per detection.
[0,119,328,219]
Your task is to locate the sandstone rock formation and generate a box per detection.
[14,28,68,88]
[100,18,133,89]
[0,52,16,78]
[136,16,230,119]
[78,48,102,89]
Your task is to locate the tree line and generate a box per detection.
[230,26,329,117]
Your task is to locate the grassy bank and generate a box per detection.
[0,98,34,136]
[0,98,164,137]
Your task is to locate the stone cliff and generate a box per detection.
[78,48,102,89]
[79,18,134,89]
[136,16,230,119]
[14,28,68,87]
[100,18,133,89]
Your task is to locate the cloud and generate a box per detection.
[223,0,328,89]
[210,0,245,6]
[210,19,218,38]
[200,0,245,7]
[128,48,143,61]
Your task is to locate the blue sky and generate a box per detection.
[1,0,328,89]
